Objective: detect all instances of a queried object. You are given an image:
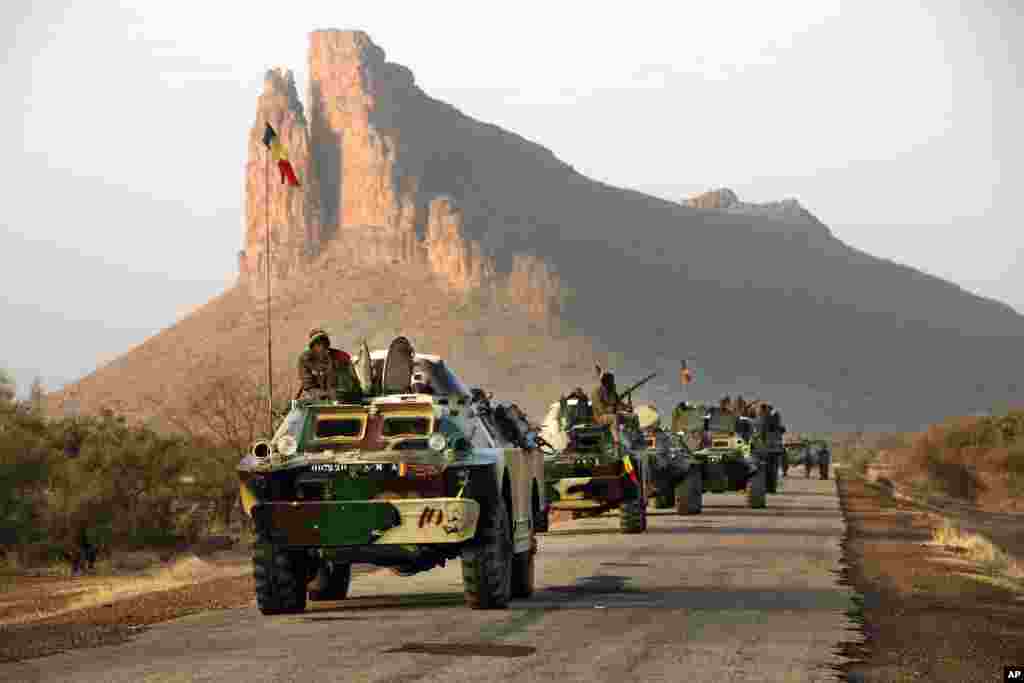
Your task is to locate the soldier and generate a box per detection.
[591,371,622,446]
[568,387,588,401]
[670,401,689,434]
[735,395,748,418]
[719,395,733,415]
[297,328,362,401]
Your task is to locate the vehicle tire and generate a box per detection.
[253,537,308,615]
[462,496,513,609]
[308,561,352,601]
[675,468,703,515]
[748,468,767,509]
[534,496,549,534]
[766,458,779,494]
[620,495,647,534]
[510,535,537,599]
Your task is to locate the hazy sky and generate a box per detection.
[2,0,1021,394]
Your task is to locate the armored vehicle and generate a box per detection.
[538,374,657,533]
[669,406,786,514]
[638,405,694,510]
[803,440,832,480]
[783,439,809,477]
[238,337,546,614]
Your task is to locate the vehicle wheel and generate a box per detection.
[462,496,513,609]
[534,496,549,534]
[253,536,308,615]
[675,468,703,515]
[748,468,767,509]
[308,561,352,601]
[620,497,647,533]
[766,459,779,494]
[510,535,537,599]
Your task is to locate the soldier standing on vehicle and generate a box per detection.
[297,328,362,400]
[591,372,622,447]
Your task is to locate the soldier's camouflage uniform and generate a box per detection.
[590,384,621,445]
[298,349,362,400]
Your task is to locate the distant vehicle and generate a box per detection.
[237,337,545,613]
[784,439,831,480]
[804,440,832,480]
[638,406,695,511]
[671,407,787,514]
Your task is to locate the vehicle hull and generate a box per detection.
[251,498,481,547]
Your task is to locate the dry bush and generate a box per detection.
[887,409,1024,510]
[932,519,1024,584]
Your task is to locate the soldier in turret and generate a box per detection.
[297,328,362,401]
[591,371,622,446]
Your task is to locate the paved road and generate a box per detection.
[5,477,856,683]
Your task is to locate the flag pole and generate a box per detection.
[265,134,273,438]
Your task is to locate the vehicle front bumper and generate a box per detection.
[250,498,480,547]
[547,475,631,510]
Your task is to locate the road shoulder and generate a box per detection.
[836,472,1024,682]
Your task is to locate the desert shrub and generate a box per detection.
[887,408,1024,507]
[0,395,254,567]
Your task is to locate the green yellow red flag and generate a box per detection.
[622,454,640,485]
[680,359,693,385]
[262,123,301,187]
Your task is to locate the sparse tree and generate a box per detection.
[148,364,294,529]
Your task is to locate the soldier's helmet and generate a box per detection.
[308,328,330,349]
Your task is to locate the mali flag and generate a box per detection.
[622,455,640,486]
[262,123,301,187]
[680,359,693,385]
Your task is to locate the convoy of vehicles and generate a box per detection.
[238,335,825,615]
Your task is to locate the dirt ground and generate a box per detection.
[837,472,1024,682]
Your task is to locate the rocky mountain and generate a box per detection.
[47,29,1023,432]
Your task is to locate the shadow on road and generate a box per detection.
[693,507,842,518]
[547,525,842,538]
[384,643,537,658]
[774,490,834,497]
[309,592,465,613]
[524,584,854,612]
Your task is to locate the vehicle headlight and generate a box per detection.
[277,434,298,457]
[428,433,447,452]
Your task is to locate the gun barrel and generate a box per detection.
[619,372,659,399]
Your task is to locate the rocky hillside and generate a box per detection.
[48,30,1023,432]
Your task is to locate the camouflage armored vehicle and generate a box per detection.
[238,337,546,614]
[669,405,786,513]
[637,405,694,510]
[803,440,832,480]
[783,439,810,477]
[538,373,657,533]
